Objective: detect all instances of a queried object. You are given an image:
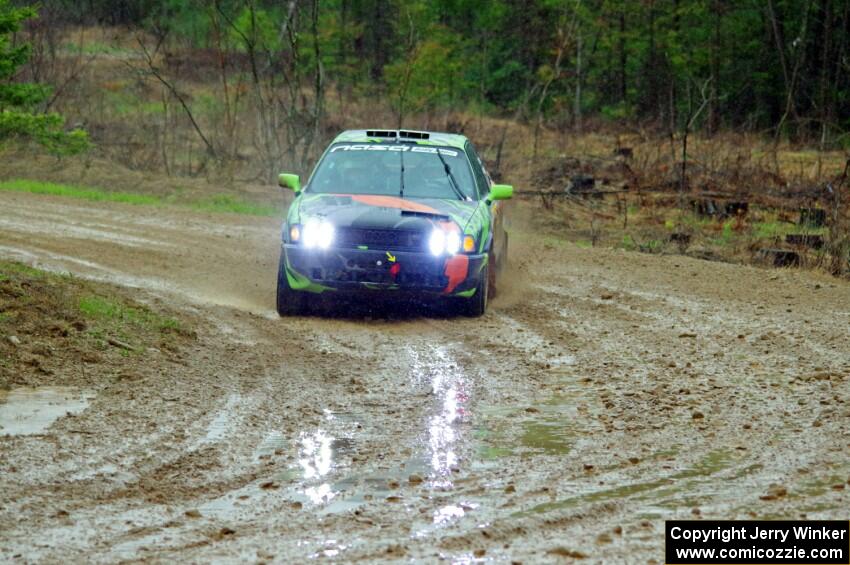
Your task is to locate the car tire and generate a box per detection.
[276,251,309,316]
[461,259,489,317]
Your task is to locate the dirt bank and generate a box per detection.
[1,190,848,563]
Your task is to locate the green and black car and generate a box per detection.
[276,129,513,317]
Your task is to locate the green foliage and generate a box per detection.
[20,0,850,139]
[0,2,34,79]
[385,25,468,120]
[145,0,212,47]
[0,0,89,154]
[230,5,281,52]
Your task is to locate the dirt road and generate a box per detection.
[1,191,849,563]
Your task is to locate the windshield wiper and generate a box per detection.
[399,147,405,198]
[435,150,466,201]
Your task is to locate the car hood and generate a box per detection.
[291,193,481,233]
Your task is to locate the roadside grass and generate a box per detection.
[0,261,48,279]
[1,259,193,386]
[0,179,161,206]
[191,194,278,216]
[0,179,279,217]
[78,295,182,334]
[0,261,189,364]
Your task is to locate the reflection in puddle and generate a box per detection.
[298,429,334,479]
[304,483,337,504]
[434,504,465,524]
[428,387,461,483]
[0,387,94,436]
[432,502,480,526]
[294,420,358,505]
[309,540,349,559]
[409,345,470,488]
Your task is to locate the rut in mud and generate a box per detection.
[1,190,849,562]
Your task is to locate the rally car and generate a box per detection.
[276,129,513,317]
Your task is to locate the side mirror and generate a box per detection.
[487,184,513,202]
[279,173,301,193]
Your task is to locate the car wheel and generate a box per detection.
[276,251,309,316]
[462,259,489,317]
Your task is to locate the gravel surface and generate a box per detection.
[1,191,848,563]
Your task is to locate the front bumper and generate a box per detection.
[283,244,486,296]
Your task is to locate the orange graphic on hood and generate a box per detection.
[345,194,441,214]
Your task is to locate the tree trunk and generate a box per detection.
[708,0,722,136]
[574,32,582,133]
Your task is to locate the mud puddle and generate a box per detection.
[0,386,94,436]
[231,344,480,522]
[199,410,362,520]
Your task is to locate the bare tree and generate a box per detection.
[132,33,218,162]
[532,0,582,163]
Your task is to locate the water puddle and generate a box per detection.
[298,429,336,479]
[253,430,286,461]
[477,395,583,457]
[199,393,244,444]
[206,346,477,524]
[494,314,575,367]
[272,409,361,508]
[0,386,94,436]
[407,344,471,488]
[274,346,478,520]
[797,473,850,497]
[520,449,744,516]
[520,420,573,454]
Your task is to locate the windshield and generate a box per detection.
[307,143,478,200]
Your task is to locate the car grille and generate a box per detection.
[314,267,447,288]
[335,228,426,252]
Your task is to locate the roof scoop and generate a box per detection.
[366,130,431,141]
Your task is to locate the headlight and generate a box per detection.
[446,231,461,255]
[429,229,446,256]
[429,228,466,256]
[302,218,335,250]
